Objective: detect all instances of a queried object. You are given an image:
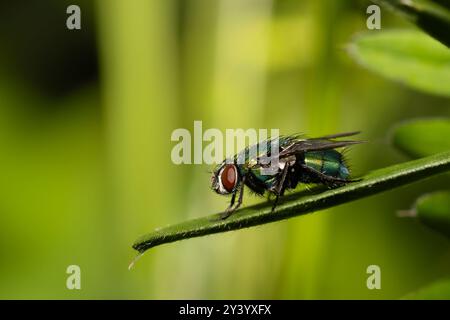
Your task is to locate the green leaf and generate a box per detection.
[392,118,450,158]
[131,151,450,260]
[348,30,450,97]
[373,0,450,47]
[415,191,450,237]
[402,278,450,299]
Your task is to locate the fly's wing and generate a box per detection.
[253,133,364,168]
[313,131,360,140]
[279,138,364,156]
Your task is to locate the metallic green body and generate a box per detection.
[228,136,351,194]
[211,132,362,218]
[304,150,349,180]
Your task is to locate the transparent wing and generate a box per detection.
[279,138,364,156]
[312,131,361,140]
[253,132,365,168]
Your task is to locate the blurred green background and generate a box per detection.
[0,0,449,299]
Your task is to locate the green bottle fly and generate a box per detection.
[211,132,364,219]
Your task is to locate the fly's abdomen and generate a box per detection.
[303,150,350,180]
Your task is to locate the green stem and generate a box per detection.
[132,151,450,256]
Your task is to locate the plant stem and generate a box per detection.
[132,151,450,257]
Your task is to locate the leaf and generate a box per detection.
[415,191,450,237]
[373,0,450,47]
[348,30,450,97]
[132,151,450,258]
[402,278,450,299]
[392,118,450,158]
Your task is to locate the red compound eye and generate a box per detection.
[221,164,237,192]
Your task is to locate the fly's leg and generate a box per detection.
[220,175,246,220]
[271,163,290,212]
[234,176,245,210]
[225,191,236,212]
[220,192,236,220]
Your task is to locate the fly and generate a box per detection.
[211,131,365,219]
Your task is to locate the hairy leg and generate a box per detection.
[271,163,290,212]
[220,175,246,219]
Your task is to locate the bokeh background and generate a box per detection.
[0,0,449,299]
